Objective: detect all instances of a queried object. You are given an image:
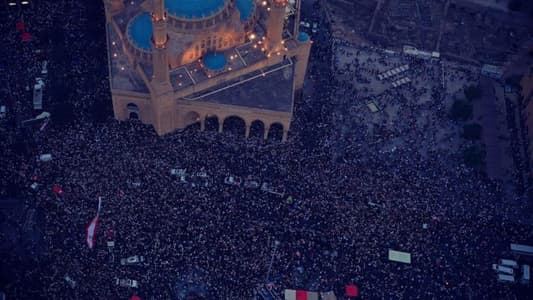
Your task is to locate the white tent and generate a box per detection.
[38,154,52,162]
[388,249,411,264]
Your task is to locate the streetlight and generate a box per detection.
[265,240,280,282]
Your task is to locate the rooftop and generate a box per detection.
[170,42,268,92]
[184,59,294,112]
[107,22,149,93]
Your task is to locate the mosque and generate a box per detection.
[103,0,311,141]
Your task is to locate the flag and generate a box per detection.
[345,285,359,297]
[85,197,103,249]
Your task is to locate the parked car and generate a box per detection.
[121,255,144,266]
[115,278,139,288]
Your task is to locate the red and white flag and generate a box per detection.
[85,197,103,249]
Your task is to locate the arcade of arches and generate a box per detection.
[183,112,288,141]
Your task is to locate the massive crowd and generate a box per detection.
[0,1,532,299]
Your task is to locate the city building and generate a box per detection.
[103,0,311,141]
[520,65,533,176]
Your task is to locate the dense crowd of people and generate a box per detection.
[1,1,532,299]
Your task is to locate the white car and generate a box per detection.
[224,176,242,186]
[115,278,139,288]
[121,255,144,266]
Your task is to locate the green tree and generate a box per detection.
[462,123,483,140]
[450,99,473,121]
[463,144,486,168]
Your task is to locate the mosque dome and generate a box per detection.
[128,12,153,51]
[202,52,227,71]
[235,0,255,22]
[165,0,229,20]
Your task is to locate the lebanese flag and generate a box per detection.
[85,197,103,249]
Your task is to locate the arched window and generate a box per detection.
[205,114,219,131]
[249,120,265,139]
[127,103,139,120]
[267,123,284,142]
[222,116,246,136]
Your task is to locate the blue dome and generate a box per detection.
[165,0,227,19]
[202,52,227,71]
[235,0,255,22]
[128,13,152,51]
[297,32,310,42]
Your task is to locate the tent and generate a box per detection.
[345,285,359,297]
[388,249,411,264]
[284,289,319,300]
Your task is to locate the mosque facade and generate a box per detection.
[103,0,311,140]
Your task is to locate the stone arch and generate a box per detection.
[184,111,201,126]
[222,115,246,136]
[204,114,219,132]
[184,111,201,131]
[127,103,139,120]
[267,122,284,142]
[129,112,139,119]
[249,120,265,139]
